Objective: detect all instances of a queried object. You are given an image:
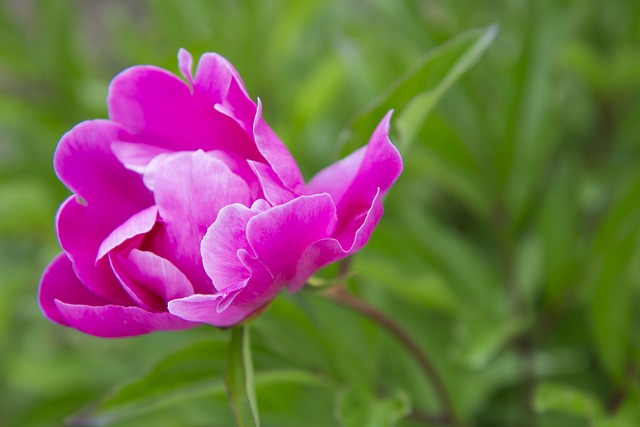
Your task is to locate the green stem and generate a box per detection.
[319,285,463,427]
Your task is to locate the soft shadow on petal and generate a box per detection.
[246,194,338,284]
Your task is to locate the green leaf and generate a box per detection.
[539,162,579,302]
[226,325,261,427]
[67,339,228,427]
[335,388,411,427]
[455,312,529,370]
[588,176,640,381]
[339,23,498,155]
[534,382,603,420]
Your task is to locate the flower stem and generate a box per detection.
[319,285,462,427]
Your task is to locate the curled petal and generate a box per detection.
[253,99,305,194]
[194,52,250,105]
[306,111,402,244]
[201,200,269,291]
[247,194,337,283]
[110,249,194,312]
[97,205,158,261]
[248,160,295,206]
[169,254,277,328]
[290,188,383,291]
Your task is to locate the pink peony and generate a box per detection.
[39,49,402,337]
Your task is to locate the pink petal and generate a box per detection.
[246,194,338,283]
[111,142,172,174]
[169,253,278,328]
[97,205,158,261]
[194,52,250,105]
[107,65,261,161]
[142,151,252,292]
[178,48,194,87]
[201,200,270,291]
[39,253,111,326]
[54,300,195,338]
[306,111,402,244]
[57,196,134,304]
[248,160,295,206]
[289,188,384,291]
[40,254,195,337]
[110,249,194,312]
[253,99,305,195]
[54,119,153,221]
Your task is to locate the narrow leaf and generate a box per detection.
[339,24,498,155]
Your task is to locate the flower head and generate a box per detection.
[39,49,402,337]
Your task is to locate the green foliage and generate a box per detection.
[2,0,640,426]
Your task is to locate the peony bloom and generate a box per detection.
[39,49,402,337]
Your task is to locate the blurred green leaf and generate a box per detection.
[335,388,411,427]
[67,339,228,426]
[455,312,529,370]
[0,180,55,235]
[539,162,579,302]
[588,176,640,381]
[339,24,498,155]
[226,326,260,427]
[534,382,602,420]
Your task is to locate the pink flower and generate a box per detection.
[39,49,402,337]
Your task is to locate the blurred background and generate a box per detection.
[1,0,640,426]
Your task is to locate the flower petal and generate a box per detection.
[107,65,261,161]
[169,253,277,328]
[111,249,194,311]
[97,205,158,261]
[248,160,295,206]
[54,300,195,338]
[246,194,337,283]
[306,111,402,244]
[253,99,305,194]
[194,52,250,105]
[39,253,111,326]
[57,196,133,304]
[201,200,270,291]
[142,151,252,292]
[289,188,384,291]
[54,119,153,220]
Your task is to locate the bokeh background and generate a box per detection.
[1,0,640,426]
